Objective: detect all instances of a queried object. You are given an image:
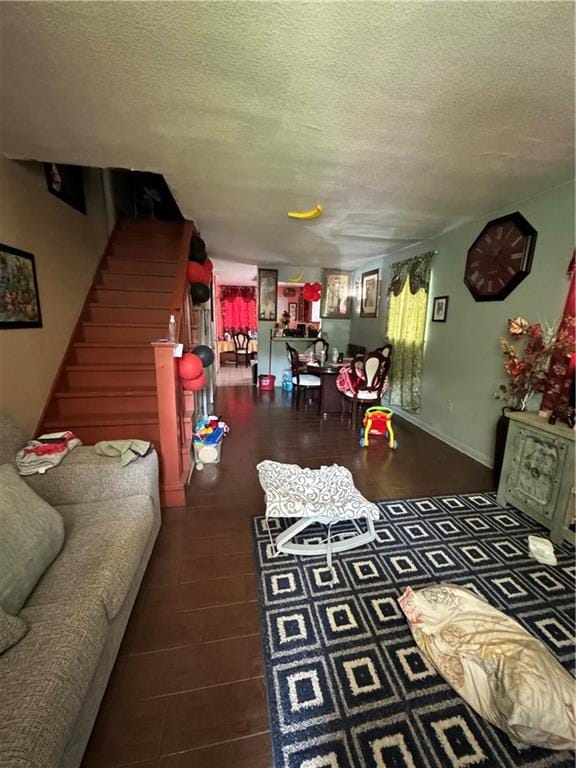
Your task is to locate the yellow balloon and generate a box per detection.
[287,204,323,220]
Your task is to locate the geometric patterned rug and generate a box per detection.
[253,492,575,768]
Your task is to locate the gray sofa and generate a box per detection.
[0,413,161,768]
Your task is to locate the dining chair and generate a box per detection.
[340,350,392,428]
[233,331,250,367]
[286,343,321,410]
[307,337,329,361]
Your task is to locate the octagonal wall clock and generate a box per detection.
[464,211,537,302]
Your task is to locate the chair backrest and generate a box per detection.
[286,343,301,383]
[308,337,329,359]
[233,332,249,352]
[360,351,390,396]
[374,342,393,362]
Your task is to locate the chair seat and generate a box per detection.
[293,374,321,387]
[342,390,380,401]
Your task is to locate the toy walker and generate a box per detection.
[360,406,398,449]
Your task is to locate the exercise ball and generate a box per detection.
[189,235,207,264]
[181,371,206,391]
[187,262,208,285]
[192,344,215,368]
[178,352,203,381]
[190,282,210,305]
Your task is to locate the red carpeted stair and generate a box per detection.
[39,219,187,447]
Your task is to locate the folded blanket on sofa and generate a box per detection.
[95,440,152,467]
[16,432,82,475]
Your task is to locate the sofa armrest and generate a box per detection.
[25,446,160,511]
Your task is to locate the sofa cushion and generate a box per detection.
[0,464,64,615]
[0,605,27,654]
[27,495,156,621]
[0,598,108,768]
[0,411,27,465]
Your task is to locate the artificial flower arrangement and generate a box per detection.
[279,310,291,328]
[496,316,574,411]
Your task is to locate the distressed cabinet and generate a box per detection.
[497,412,575,544]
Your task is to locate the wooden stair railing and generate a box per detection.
[152,220,196,507]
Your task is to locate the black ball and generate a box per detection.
[190,282,210,305]
[192,344,214,368]
[189,235,207,264]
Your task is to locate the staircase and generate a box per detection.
[39,218,196,505]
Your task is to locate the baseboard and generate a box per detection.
[396,409,494,469]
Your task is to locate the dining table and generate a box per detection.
[305,360,349,416]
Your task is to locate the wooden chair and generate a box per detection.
[286,343,321,410]
[340,350,392,428]
[233,331,250,367]
[306,337,329,361]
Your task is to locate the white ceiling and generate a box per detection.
[0,2,574,269]
[212,258,256,286]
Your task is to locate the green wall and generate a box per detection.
[349,180,575,466]
[258,265,351,382]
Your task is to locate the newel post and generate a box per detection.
[152,341,186,507]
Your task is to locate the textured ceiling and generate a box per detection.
[1,2,574,269]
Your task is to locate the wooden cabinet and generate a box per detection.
[497,412,575,543]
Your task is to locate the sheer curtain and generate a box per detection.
[385,252,433,412]
[220,286,257,333]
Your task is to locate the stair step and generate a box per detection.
[91,287,171,308]
[105,256,179,275]
[43,412,160,444]
[71,342,154,366]
[49,388,158,417]
[97,271,174,291]
[79,322,166,343]
[85,304,169,324]
[109,243,181,261]
[63,364,156,389]
[117,220,184,234]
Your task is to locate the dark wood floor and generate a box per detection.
[82,386,495,768]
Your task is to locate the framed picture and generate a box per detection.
[0,243,43,328]
[44,163,86,214]
[258,268,278,321]
[360,268,380,318]
[432,295,449,322]
[288,302,298,321]
[321,268,352,319]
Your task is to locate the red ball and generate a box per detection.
[202,259,213,284]
[312,282,321,293]
[181,371,205,391]
[187,262,206,284]
[178,352,203,381]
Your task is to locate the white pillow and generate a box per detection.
[398,583,576,751]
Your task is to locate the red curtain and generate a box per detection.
[220,286,257,333]
[541,252,576,411]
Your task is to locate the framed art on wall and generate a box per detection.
[258,268,278,321]
[432,295,449,322]
[44,163,86,214]
[0,243,43,329]
[321,268,352,319]
[288,302,298,321]
[360,268,380,318]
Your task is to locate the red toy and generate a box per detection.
[360,406,397,449]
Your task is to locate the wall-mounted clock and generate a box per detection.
[464,211,537,301]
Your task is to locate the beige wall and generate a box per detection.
[0,157,109,433]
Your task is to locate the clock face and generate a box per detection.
[464,212,537,302]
